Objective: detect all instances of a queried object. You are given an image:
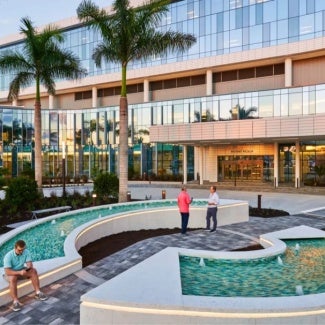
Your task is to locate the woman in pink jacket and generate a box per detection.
[177,186,193,234]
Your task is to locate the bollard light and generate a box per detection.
[257,194,262,209]
[127,191,131,202]
[92,193,97,206]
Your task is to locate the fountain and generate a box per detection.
[296,285,304,295]
[0,198,249,307]
[180,238,324,297]
[199,257,205,267]
[1,200,324,324]
[79,225,325,324]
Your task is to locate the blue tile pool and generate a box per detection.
[180,238,325,297]
[0,200,208,267]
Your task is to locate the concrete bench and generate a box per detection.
[31,206,72,219]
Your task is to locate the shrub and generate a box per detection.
[4,177,41,216]
[93,172,119,200]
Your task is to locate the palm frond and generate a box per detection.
[77,0,112,38]
[8,72,34,100]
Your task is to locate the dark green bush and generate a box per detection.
[93,172,119,200]
[4,177,41,216]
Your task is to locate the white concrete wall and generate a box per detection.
[74,200,248,250]
[0,199,248,307]
[80,226,325,325]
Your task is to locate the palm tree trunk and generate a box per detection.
[34,100,43,189]
[119,96,128,202]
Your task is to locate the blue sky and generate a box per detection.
[0,0,112,38]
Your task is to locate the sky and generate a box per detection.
[0,0,112,38]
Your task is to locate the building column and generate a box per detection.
[194,146,199,181]
[199,147,204,185]
[92,87,97,108]
[183,145,187,185]
[216,153,219,182]
[49,95,54,109]
[12,99,18,106]
[295,141,300,188]
[143,79,149,102]
[285,58,292,87]
[206,69,213,96]
[274,142,279,188]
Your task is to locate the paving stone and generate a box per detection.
[0,193,324,324]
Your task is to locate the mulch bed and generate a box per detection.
[78,228,264,267]
[78,228,181,267]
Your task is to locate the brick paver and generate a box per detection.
[0,189,324,324]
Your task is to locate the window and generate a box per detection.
[239,68,255,79]
[177,77,191,87]
[274,63,285,74]
[256,65,273,77]
[164,79,177,89]
[150,81,163,91]
[74,91,92,101]
[222,70,237,81]
[191,74,206,85]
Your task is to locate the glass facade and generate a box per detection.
[0,106,191,182]
[2,0,325,90]
[1,80,325,183]
[1,0,325,186]
[218,155,274,183]
[147,84,325,122]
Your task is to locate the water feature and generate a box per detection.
[0,200,208,267]
[180,238,325,297]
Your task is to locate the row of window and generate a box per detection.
[2,83,325,153]
[214,63,284,82]
[74,62,285,100]
[98,83,144,97]
[75,83,145,100]
[1,0,325,92]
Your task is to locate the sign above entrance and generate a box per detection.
[230,148,254,154]
[217,144,274,156]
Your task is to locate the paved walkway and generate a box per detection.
[0,186,325,324]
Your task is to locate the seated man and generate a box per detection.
[3,239,48,312]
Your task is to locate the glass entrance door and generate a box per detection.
[221,159,263,181]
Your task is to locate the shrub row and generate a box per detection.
[0,172,119,227]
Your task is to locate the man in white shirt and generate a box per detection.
[205,186,219,232]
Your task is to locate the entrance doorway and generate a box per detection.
[222,159,263,181]
[218,154,274,183]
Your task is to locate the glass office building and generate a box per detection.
[1,0,325,186]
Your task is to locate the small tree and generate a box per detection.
[93,172,119,201]
[5,177,41,216]
[314,164,325,185]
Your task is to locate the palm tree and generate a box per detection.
[0,17,86,189]
[230,104,257,120]
[194,109,215,122]
[77,0,196,202]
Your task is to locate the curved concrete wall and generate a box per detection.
[0,199,248,307]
